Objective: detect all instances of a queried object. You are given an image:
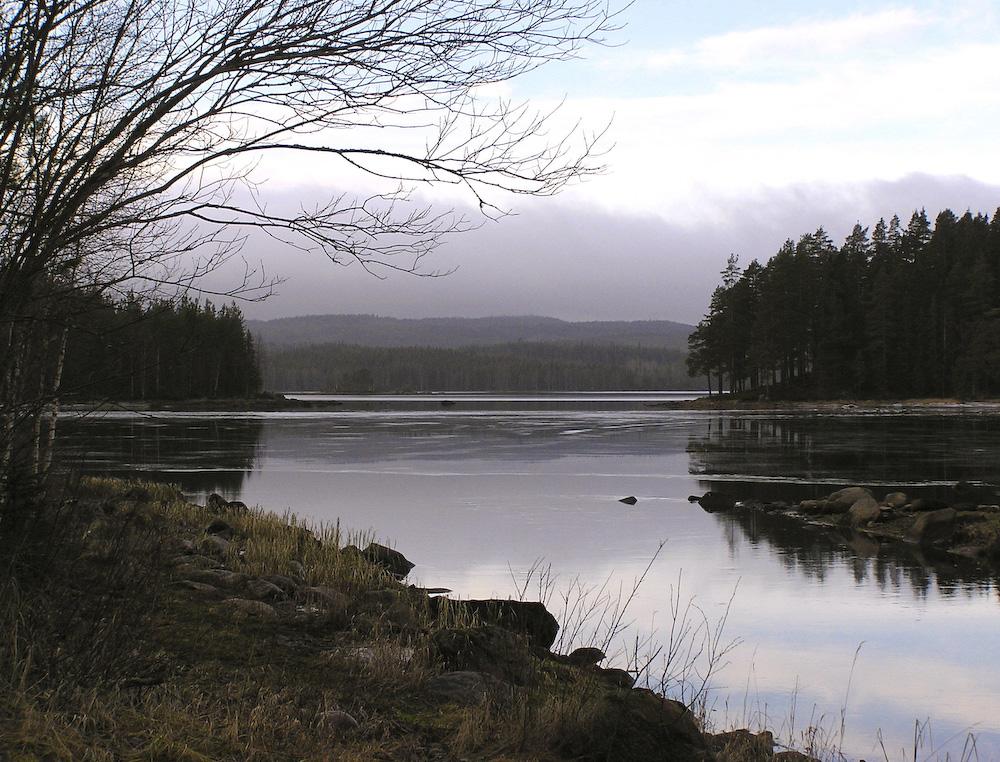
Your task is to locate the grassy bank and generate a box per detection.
[0,479,819,761]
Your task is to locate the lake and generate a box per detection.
[58,397,1000,760]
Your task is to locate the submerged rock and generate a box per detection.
[619,496,638,505]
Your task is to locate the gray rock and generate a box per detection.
[227,500,249,515]
[205,519,235,540]
[567,647,606,666]
[299,585,350,611]
[200,534,231,557]
[848,496,881,527]
[908,508,957,544]
[263,574,300,594]
[883,491,909,509]
[908,497,950,512]
[425,671,504,705]
[173,580,221,596]
[185,568,246,589]
[618,496,638,505]
[222,598,278,621]
[245,578,286,602]
[596,666,635,689]
[317,709,358,735]
[825,487,873,514]
[206,493,229,513]
[431,598,559,649]
[797,499,829,515]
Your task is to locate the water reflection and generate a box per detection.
[687,413,1000,489]
[703,499,999,595]
[57,416,262,496]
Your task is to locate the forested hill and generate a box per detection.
[688,207,1000,399]
[249,314,693,350]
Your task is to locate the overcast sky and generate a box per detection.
[227,1,1000,325]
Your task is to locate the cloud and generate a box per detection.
[620,8,935,74]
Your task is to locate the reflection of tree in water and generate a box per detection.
[687,414,1000,488]
[56,416,263,497]
[709,497,998,599]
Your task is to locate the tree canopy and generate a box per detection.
[690,208,1000,399]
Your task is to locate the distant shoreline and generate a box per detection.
[61,393,1000,414]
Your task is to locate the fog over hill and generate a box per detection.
[249,314,694,350]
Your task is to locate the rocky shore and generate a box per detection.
[691,482,1000,568]
[1,477,820,761]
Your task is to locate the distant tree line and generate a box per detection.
[688,208,1000,398]
[62,296,260,400]
[262,342,696,392]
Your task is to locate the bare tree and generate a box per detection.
[0,0,617,495]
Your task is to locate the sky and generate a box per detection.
[224,0,1000,324]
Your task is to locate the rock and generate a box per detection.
[848,496,881,527]
[908,497,950,512]
[697,492,737,512]
[263,574,300,594]
[362,542,415,578]
[977,504,1000,514]
[199,534,231,557]
[432,598,559,649]
[299,585,350,612]
[206,493,229,513]
[773,752,820,761]
[709,729,774,761]
[619,496,638,505]
[288,560,306,579]
[825,487,873,514]
[567,646,606,666]
[205,519,235,540]
[245,578,286,602]
[176,538,196,554]
[908,508,957,544]
[883,491,909,509]
[316,709,358,735]
[558,688,709,761]
[222,598,278,621]
[425,671,505,705]
[797,499,828,515]
[123,486,152,502]
[185,568,246,589]
[595,666,635,689]
[432,625,534,685]
[173,580,222,596]
[227,500,249,514]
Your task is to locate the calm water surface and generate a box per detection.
[58,399,1000,760]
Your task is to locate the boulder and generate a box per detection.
[697,492,737,513]
[432,625,534,685]
[709,729,774,761]
[424,671,506,706]
[797,499,828,515]
[173,580,222,597]
[199,534,231,557]
[245,578,286,602]
[432,598,559,649]
[825,487,872,514]
[567,647,606,667]
[227,500,249,515]
[883,491,909,509]
[619,496,638,505]
[908,498,950,512]
[263,574,300,594]
[595,666,635,689]
[222,598,278,621]
[299,585,351,612]
[362,542,415,579]
[848,496,881,527]
[316,709,358,735]
[908,508,957,545]
[185,568,246,589]
[773,752,820,762]
[558,689,710,761]
[205,519,235,540]
[206,493,229,513]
